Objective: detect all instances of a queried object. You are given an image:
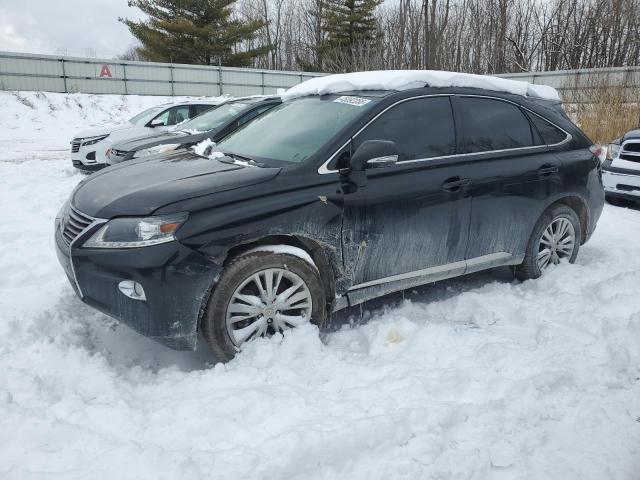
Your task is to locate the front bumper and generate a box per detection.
[54,217,222,350]
[72,160,106,172]
[71,142,110,169]
[602,166,640,200]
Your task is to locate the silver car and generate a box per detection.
[70,100,220,172]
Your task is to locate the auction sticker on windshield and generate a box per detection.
[334,96,371,107]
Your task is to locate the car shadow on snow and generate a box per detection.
[53,288,214,372]
[327,266,516,331]
[53,266,517,372]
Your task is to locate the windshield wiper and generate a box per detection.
[220,152,264,168]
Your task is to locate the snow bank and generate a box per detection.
[0,91,224,161]
[283,70,560,102]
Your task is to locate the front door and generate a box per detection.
[341,96,472,297]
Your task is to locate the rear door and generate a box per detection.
[452,96,565,264]
[342,96,472,289]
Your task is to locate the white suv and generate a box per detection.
[603,129,640,205]
[70,101,220,171]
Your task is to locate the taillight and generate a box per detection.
[589,145,603,159]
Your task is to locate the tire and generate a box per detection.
[515,204,581,281]
[201,251,327,362]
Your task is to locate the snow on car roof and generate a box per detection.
[159,98,228,107]
[282,70,560,102]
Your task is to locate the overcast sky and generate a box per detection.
[0,0,145,58]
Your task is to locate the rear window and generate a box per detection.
[458,97,534,153]
[526,112,568,145]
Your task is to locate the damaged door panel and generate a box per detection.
[341,96,472,301]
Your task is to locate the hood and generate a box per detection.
[71,150,281,218]
[75,122,135,138]
[112,130,204,152]
[622,129,640,141]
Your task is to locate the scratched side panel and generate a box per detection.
[167,173,349,291]
[341,162,472,287]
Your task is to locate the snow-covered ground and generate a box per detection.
[1,91,639,479]
[0,91,222,161]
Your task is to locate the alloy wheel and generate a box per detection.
[225,268,313,347]
[537,217,576,271]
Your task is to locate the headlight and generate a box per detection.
[83,213,188,248]
[133,143,181,158]
[81,134,109,146]
[606,143,621,160]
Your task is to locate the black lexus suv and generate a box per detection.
[55,77,604,361]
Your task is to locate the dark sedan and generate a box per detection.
[106,96,280,164]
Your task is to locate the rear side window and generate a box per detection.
[354,96,456,161]
[193,104,215,116]
[458,97,534,153]
[526,112,568,145]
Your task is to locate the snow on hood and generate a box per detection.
[282,70,561,102]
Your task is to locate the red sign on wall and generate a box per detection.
[99,64,112,78]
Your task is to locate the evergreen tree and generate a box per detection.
[320,0,382,72]
[120,0,271,66]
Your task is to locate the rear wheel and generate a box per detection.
[201,251,326,361]
[516,204,581,281]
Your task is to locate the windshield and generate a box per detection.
[129,106,166,125]
[217,95,378,165]
[178,102,249,133]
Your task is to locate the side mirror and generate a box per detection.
[149,120,165,128]
[345,140,399,188]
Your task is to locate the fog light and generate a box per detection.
[118,280,146,301]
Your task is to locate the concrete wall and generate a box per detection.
[0,51,323,97]
[1,51,638,101]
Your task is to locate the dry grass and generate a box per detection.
[563,82,640,144]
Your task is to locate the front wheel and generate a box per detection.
[201,250,327,362]
[516,204,581,281]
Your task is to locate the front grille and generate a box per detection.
[71,139,81,153]
[61,206,94,246]
[620,141,640,162]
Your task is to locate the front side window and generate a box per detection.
[153,105,190,126]
[458,97,535,153]
[217,96,379,165]
[353,96,456,161]
[129,106,164,125]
